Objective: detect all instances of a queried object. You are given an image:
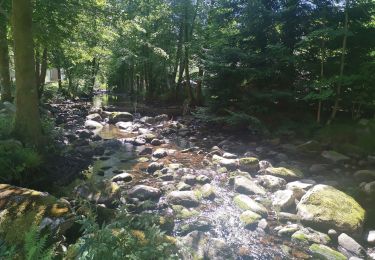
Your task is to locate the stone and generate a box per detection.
[111,173,133,182]
[177,182,191,191]
[140,116,155,124]
[322,150,350,163]
[258,219,268,231]
[286,179,316,199]
[239,210,262,228]
[196,175,210,184]
[128,185,161,201]
[297,140,322,153]
[86,113,102,122]
[233,194,268,216]
[84,120,103,130]
[297,185,365,234]
[361,181,375,197]
[133,137,146,146]
[291,227,331,245]
[338,233,366,258]
[367,230,375,245]
[182,174,197,185]
[205,238,235,260]
[309,244,346,260]
[354,170,375,182]
[234,176,266,195]
[153,148,168,158]
[264,167,304,181]
[277,224,300,237]
[172,205,199,219]
[178,231,206,259]
[147,162,163,173]
[310,164,328,173]
[108,111,133,123]
[238,157,259,171]
[116,121,133,130]
[259,160,273,170]
[277,212,300,222]
[200,184,215,199]
[138,147,153,156]
[140,133,156,142]
[150,138,162,146]
[223,152,237,159]
[272,189,295,211]
[212,154,238,170]
[154,114,168,122]
[257,175,286,191]
[167,191,200,207]
[179,217,212,234]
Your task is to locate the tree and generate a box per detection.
[0,0,12,102]
[12,0,43,146]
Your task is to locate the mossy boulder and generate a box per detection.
[239,210,261,228]
[233,194,268,217]
[238,157,259,171]
[297,185,365,235]
[172,205,199,219]
[309,244,346,260]
[264,167,304,181]
[0,184,74,245]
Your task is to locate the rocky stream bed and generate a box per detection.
[2,95,375,259]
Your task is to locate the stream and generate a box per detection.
[52,93,375,259]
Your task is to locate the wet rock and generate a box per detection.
[182,174,197,186]
[140,116,155,124]
[286,179,316,199]
[111,173,133,182]
[107,111,133,123]
[257,175,286,191]
[354,170,375,182]
[177,182,191,191]
[212,154,238,170]
[234,176,266,195]
[239,210,262,229]
[367,230,375,245]
[309,244,346,260]
[258,219,268,231]
[179,217,212,235]
[153,148,168,158]
[205,237,235,260]
[178,231,206,259]
[140,133,156,142]
[86,113,102,122]
[310,164,328,174]
[264,167,304,181]
[233,194,268,216]
[200,184,215,199]
[154,114,168,122]
[77,129,93,139]
[338,233,366,258]
[328,229,338,240]
[297,185,365,235]
[103,139,122,149]
[360,181,375,197]
[151,138,162,146]
[238,157,259,172]
[116,121,133,130]
[147,162,164,173]
[196,175,210,184]
[291,227,331,245]
[277,212,299,222]
[322,150,350,163]
[223,152,237,159]
[167,191,200,207]
[172,205,199,219]
[139,147,153,156]
[297,140,322,153]
[133,137,146,146]
[277,224,300,237]
[84,120,103,130]
[127,185,161,201]
[272,189,295,211]
[259,160,273,171]
[75,182,120,206]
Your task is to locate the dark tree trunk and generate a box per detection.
[0,13,12,102]
[57,67,62,91]
[196,67,204,106]
[12,0,43,147]
[38,47,47,98]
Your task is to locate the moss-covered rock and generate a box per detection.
[309,244,346,260]
[291,228,331,245]
[239,210,261,228]
[238,157,259,171]
[233,194,268,217]
[172,205,200,219]
[297,184,365,235]
[264,167,304,181]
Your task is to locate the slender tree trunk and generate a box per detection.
[183,4,195,105]
[173,19,184,85]
[12,0,43,147]
[317,40,325,124]
[35,48,40,85]
[38,47,47,98]
[328,0,349,125]
[0,14,12,102]
[57,67,62,91]
[90,57,96,96]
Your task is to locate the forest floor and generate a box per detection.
[22,95,375,259]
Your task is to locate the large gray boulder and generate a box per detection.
[127,185,161,201]
[234,176,266,195]
[297,185,365,235]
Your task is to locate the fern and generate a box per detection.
[24,225,56,260]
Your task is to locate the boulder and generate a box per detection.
[272,190,295,211]
[233,194,268,216]
[153,148,168,159]
[264,167,304,181]
[234,176,266,195]
[238,157,259,172]
[212,154,238,170]
[366,230,375,245]
[84,120,103,131]
[86,113,102,122]
[147,162,164,173]
[167,191,200,207]
[297,185,365,235]
[107,111,133,123]
[354,170,375,182]
[127,185,161,201]
[239,210,262,228]
[338,233,366,258]
[200,184,215,199]
[257,175,286,191]
[309,244,346,260]
[291,227,331,245]
[116,121,133,130]
[286,179,316,200]
[321,150,350,163]
[111,173,133,183]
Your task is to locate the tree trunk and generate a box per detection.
[57,67,62,91]
[317,40,325,124]
[90,57,96,96]
[196,67,204,106]
[0,13,12,102]
[38,47,47,98]
[328,0,349,125]
[12,0,43,147]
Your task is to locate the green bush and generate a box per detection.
[67,207,178,260]
[0,114,13,139]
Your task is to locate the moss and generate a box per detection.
[299,185,365,234]
[239,157,259,170]
[309,244,346,260]
[172,205,199,219]
[233,195,251,211]
[266,167,304,179]
[239,210,261,227]
[291,232,309,243]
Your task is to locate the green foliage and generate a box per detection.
[24,225,56,260]
[0,114,13,138]
[68,207,178,260]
